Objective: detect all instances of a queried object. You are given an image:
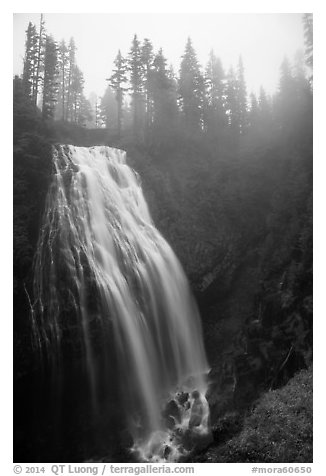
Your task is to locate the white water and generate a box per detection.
[33,145,211,461]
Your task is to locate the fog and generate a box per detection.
[13,13,305,98]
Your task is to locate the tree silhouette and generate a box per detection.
[109,50,128,137]
[42,36,59,120]
[179,37,205,132]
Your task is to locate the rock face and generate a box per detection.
[128,140,312,429]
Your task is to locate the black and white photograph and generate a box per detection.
[12,7,313,470]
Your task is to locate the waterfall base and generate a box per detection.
[132,390,211,462]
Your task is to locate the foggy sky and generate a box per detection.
[13,13,305,99]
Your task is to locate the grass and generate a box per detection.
[207,366,312,462]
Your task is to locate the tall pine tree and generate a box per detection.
[33,13,46,106]
[151,48,178,137]
[236,56,248,134]
[248,92,259,129]
[141,38,154,132]
[66,37,77,121]
[225,66,238,131]
[22,22,38,100]
[70,65,84,123]
[57,40,69,120]
[100,85,118,129]
[42,35,59,120]
[128,35,145,138]
[303,13,313,76]
[109,50,128,137]
[179,37,205,132]
[204,50,226,136]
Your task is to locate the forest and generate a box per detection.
[13,14,313,463]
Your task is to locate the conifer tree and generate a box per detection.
[66,37,77,121]
[77,95,93,126]
[109,50,128,137]
[33,13,46,106]
[95,97,101,128]
[70,65,84,123]
[179,37,205,132]
[225,58,248,135]
[141,38,154,131]
[303,13,313,74]
[276,57,296,132]
[249,92,259,129]
[22,22,38,100]
[57,40,69,120]
[42,36,59,120]
[225,66,238,131]
[258,86,273,129]
[205,50,226,135]
[100,85,118,129]
[151,48,178,135]
[128,35,145,138]
[236,56,248,134]
[258,86,269,113]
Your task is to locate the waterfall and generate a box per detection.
[32,144,211,461]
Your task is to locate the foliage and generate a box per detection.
[179,37,205,132]
[204,50,226,138]
[210,367,312,462]
[42,35,59,120]
[150,48,178,141]
[22,22,38,100]
[303,14,313,74]
[128,34,145,137]
[109,50,128,137]
[141,38,154,131]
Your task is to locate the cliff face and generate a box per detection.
[126,138,312,421]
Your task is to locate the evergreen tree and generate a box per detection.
[258,86,273,130]
[204,50,226,136]
[274,55,312,144]
[303,14,313,75]
[141,38,154,131]
[258,86,270,114]
[70,65,84,123]
[66,37,77,121]
[179,37,205,132]
[33,14,46,106]
[100,85,118,129]
[151,48,178,136]
[236,56,248,134]
[95,98,101,128]
[22,22,38,100]
[77,95,93,126]
[249,92,259,129]
[128,35,145,138]
[248,86,274,142]
[57,40,69,120]
[225,66,238,131]
[87,92,102,128]
[225,58,248,136]
[109,50,128,137]
[293,50,313,141]
[42,36,59,120]
[279,57,294,98]
[275,57,296,132]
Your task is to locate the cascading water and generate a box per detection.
[32,144,211,461]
